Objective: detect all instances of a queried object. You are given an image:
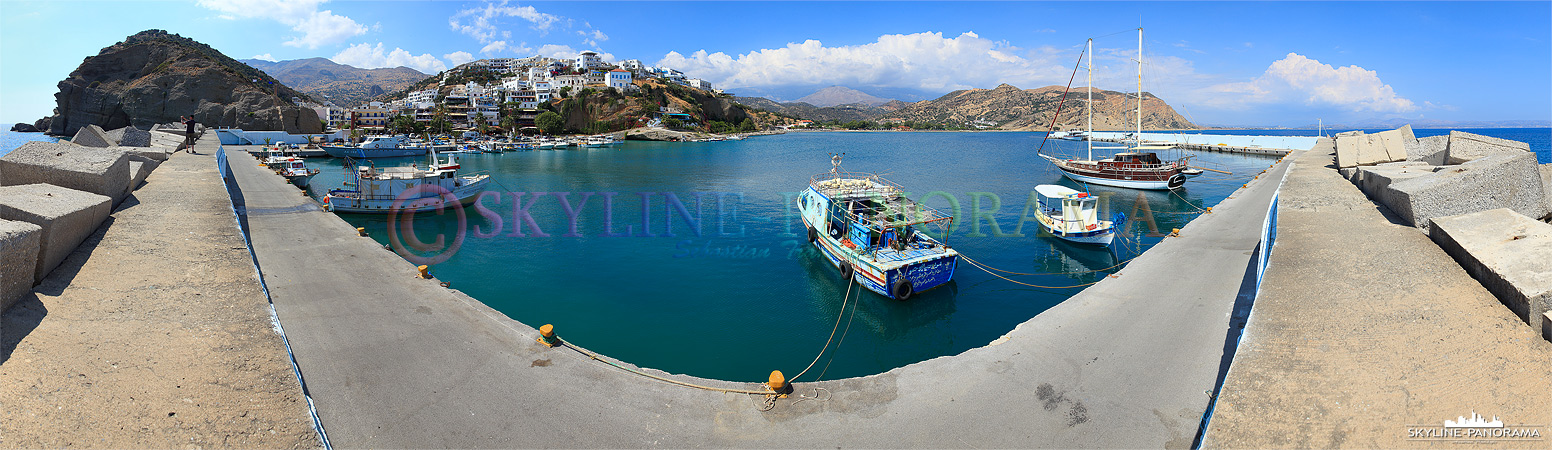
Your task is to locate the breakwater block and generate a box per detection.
[1445,131,1530,165]
[126,159,155,193]
[1335,127,1414,168]
[1541,164,1552,220]
[1430,208,1552,338]
[1544,312,1552,342]
[0,219,42,312]
[0,141,130,205]
[1354,162,1439,204]
[117,127,152,147]
[1409,135,1450,166]
[122,146,169,162]
[0,184,112,284]
[104,127,127,145]
[1385,152,1549,229]
[148,130,187,149]
[71,124,114,148]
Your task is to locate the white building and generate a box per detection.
[576,51,606,70]
[406,88,438,105]
[552,74,586,89]
[687,78,713,91]
[607,69,633,90]
[620,59,648,77]
[533,81,553,103]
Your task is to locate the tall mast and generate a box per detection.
[1135,27,1143,142]
[1086,38,1093,161]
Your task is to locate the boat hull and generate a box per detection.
[1058,169,1182,190]
[800,213,957,300]
[327,177,490,214]
[1041,224,1115,245]
[321,145,428,158]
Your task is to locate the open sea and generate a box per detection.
[3,128,1547,381]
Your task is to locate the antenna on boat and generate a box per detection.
[831,152,844,176]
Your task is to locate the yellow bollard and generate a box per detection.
[767,370,789,397]
[357,227,367,237]
[417,265,431,279]
[537,324,559,347]
[1204,207,1213,213]
[1170,228,1182,237]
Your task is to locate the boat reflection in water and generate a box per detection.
[798,249,958,346]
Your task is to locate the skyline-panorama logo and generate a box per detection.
[1407,410,1542,442]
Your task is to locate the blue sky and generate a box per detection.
[1,1,1548,127]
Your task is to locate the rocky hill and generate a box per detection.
[242,58,425,107]
[882,84,1196,131]
[732,97,900,123]
[39,29,321,136]
[795,86,892,107]
[547,79,763,134]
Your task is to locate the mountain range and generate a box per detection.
[795,86,893,107]
[737,83,1196,130]
[240,57,425,107]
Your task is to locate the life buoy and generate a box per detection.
[892,278,914,301]
[807,226,817,243]
[838,261,854,281]
[829,226,841,238]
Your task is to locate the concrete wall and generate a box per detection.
[215,129,348,145]
[1087,132,1318,151]
[1429,208,1552,339]
[0,218,42,312]
[0,184,112,284]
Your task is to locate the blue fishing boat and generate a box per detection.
[798,155,958,300]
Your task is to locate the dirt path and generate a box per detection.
[1,139,318,448]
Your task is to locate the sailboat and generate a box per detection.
[1041,28,1201,190]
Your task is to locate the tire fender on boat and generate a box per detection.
[838,261,854,282]
[892,278,914,301]
[807,226,818,244]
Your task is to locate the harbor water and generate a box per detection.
[306,131,1282,381]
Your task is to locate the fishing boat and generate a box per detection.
[581,136,608,148]
[1032,184,1121,246]
[798,155,958,300]
[323,151,490,214]
[321,135,428,158]
[278,159,319,188]
[1039,28,1201,190]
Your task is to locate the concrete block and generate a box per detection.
[149,130,187,150]
[1374,127,1410,161]
[127,160,150,193]
[1386,152,1550,229]
[1409,135,1450,165]
[104,127,127,145]
[1429,208,1552,335]
[1446,131,1530,165]
[119,127,151,147]
[1542,164,1551,220]
[0,184,112,284]
[71,124,114,148]
[1544,311,1552,343]
[0,141,130,204]
[0,219,42,312]
[1335,133,1365,168]
[1354,163,1438,200]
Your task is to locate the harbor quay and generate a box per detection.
[2,129,1548,447]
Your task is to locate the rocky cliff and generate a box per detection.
[43,29,321,136]
[882,84,1196,131]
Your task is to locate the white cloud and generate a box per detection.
[196,0,366,49]
[479,41,509,55]
[332,43,447,74]
[450,1,563,43]
[251,53,279,62]
[656,32,1068,92]
[445,51,476,67]
[1198,53,1416,113]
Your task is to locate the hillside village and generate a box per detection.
[305,52,732,135]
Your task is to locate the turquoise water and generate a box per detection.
[0,130,60,157]
[302,132,1281,381]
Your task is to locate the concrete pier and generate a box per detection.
[228,143,1292,447]
[0,137,319,447]
[1201,139,1552,448]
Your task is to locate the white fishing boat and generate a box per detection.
[278,159,319,188]
[798,155,959,300]
[1032,185,1121,246]
[581,136,607,148]
[321,135,428,158]
[323,151,490,214]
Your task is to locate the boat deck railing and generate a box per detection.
[810,171,905,198]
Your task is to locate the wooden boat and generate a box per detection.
[1039,28,1201,190]
[278,159,319,188]
[797,155,958,300]
[1032,185,1120,245]
[321,135,428,158]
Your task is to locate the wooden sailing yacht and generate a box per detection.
[1040,28,1201,190]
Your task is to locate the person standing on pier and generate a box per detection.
[182,115,198,154]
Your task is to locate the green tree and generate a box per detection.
[389,115,419,135]
[663,118,683,130]
[557,86,572,98]
[739,118,756,132]
[536,111,564,135]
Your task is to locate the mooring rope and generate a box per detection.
[960,255,1108,289]
[791,274,857,383]
[558,342,775,396]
